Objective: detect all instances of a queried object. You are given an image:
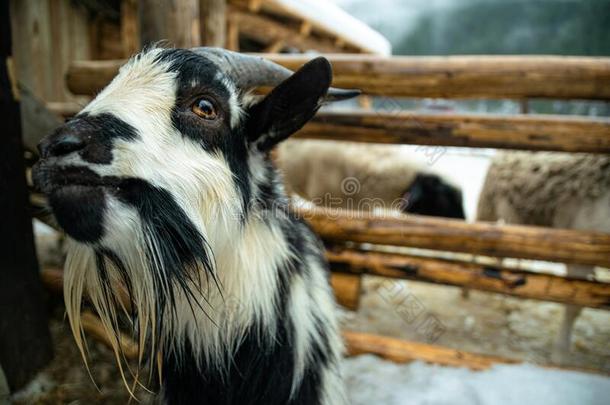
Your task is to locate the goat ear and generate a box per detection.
[246,57,359,151]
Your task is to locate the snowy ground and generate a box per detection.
[341,274,610,370]
[344,355,610,405]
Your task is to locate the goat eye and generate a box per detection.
[192,98,217,120]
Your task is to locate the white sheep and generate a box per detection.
[477,151,610,363]
[277,139,465,218]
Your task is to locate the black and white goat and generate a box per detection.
[33,47,359,404]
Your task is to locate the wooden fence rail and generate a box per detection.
[296,206,610,268]
[39,104,610,154]
[298,111,610,154]
[38,105,610,154]
[327,247,610,309]
[344,331,518,370]
[67,54,610,100]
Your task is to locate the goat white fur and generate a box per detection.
[33,47,359,404]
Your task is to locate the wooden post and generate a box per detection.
[330,272,362,310]
[200,0,226,47]
[226,17,240,51]
[0,2,53,391]
[139,0,200,48]
[121,0,140,57]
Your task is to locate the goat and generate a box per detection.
[278,140,465,219]
[32,47,360,404]
[477,151,610,363]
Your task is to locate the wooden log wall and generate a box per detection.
[139,0,201,48]
[9,0,91,103]
[227,0,363,53]
[228,9,346,53]
[201,0,227,47]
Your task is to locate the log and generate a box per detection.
[327,248,610,309]
[343,330,519,370]
[230,0,388,55]
[67,59,122,96]
[229,9,344,54]
[89,17,124,60]
[38,268,140,360]
[10,0,91,102]
[121,0,139,57]
[41,268,132,312]
[66,54,610,100]
[40,268,64,295]
[80,311,139,360]
[0,3,53,390]
[63,98,608,155]
[19,86,64,154]
[297,206,610,268]
[330,272,362,311]
[200,0,226,47]
[263,54,610,100]
[296,110,610,154]
[45,101,82,118]
[226,17,239,51]
[139,0,200,48]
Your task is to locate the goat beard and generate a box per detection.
[62,226,217,397]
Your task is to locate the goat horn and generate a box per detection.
[191,47,360,101]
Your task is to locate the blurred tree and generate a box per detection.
[394,0,610,56]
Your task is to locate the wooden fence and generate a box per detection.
[20,0,610,373]
[66,54,610,100]
[60,54,610,312]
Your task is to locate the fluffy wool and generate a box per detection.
[476,151,610,362]
[277,139,465,218]
[477,151,610,230]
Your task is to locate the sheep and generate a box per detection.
[277,139,465,219]
[477,151,610,363]
[32,47,360,404]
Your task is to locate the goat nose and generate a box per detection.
[38,132,86,158]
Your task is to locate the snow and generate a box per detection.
[344,355,610,405]
[266,0,391,55]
